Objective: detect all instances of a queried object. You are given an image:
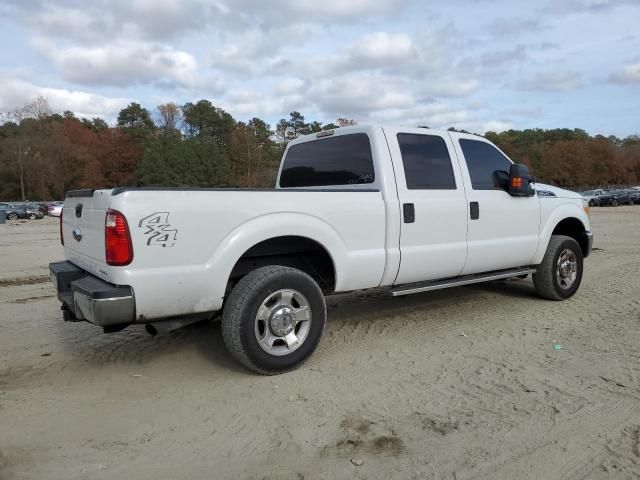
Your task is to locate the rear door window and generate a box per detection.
[397,133,456,189]
[279,133,374,188]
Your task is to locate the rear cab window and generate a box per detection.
[459,139,512,190]
[279,133,375,188]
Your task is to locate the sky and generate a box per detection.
[0,0,639,136]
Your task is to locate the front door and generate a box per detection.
[451,133,540,275]
[384,127,469,285]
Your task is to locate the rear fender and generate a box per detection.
[205,212,347,306]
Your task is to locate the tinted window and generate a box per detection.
[397,133,456,189]
[459,139,512,190]
[280,134,374,188]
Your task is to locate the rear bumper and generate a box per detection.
[49,261,135,327]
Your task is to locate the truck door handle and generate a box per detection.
[403,203,415,223]
[470,201,479,220]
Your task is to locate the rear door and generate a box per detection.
[451,133,540,274]
[384,127,469,285]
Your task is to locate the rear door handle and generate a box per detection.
[403,203,415,223]
[470,201,479,220]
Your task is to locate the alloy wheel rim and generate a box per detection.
[555,248,578,290]
[254,289,312,356]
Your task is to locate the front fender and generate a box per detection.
[532,202,590,264]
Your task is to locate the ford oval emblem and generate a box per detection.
[72,228,83,242]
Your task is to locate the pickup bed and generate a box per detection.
[50,125,592,374]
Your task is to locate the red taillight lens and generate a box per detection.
[60,208,64,245]
[105,209,133,266]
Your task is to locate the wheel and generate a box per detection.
[612,199,618,207]
[28,213,37,220]
[533,235,583,301]
[7,212,18,220]
[588,200,595,207]
[221,266,326,374]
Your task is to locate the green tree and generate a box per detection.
[117,102,155,131]
[182,100,235,145]
[138,135,232,187]
[288,111,307,139]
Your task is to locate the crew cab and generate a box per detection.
[50,126,593,374]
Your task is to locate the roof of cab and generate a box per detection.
[288,124,467,146]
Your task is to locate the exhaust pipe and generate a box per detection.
[145,323,158,336]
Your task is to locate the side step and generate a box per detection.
[391,267,537,297]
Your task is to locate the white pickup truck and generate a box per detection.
[50,125,592,374]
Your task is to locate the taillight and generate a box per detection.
[105,209,133,266]
[60,208,64,245]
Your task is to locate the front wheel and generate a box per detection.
[533,235,583,300]
[28,213,37,220]
[222,266,326,374]
[7,213,18,220]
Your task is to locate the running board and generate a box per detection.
[391,267,537,297]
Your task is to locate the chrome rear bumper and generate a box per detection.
[49,261,134,327]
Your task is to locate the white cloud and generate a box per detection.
[609,63,640,84]
[483,120,513,133]
[348,32,415,67]
[423,78,478,98]
[0,75,129,119]
[35,40,198,88]
[520,70,582,91]
[367,102,473,129]
[308,72,414,114]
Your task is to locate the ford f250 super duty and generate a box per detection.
[50,125,593,374]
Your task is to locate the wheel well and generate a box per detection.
[228,236,336,294]
[552,217,589,257]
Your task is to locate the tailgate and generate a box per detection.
[62,189,112,275]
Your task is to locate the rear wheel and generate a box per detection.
[588,200,595,207]
[222,266,326,374]
[28,213,37,220]
[7,212,18,220]
[533,235,583,300]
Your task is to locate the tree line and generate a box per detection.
[0,96,638,201]
[0,97,358,201]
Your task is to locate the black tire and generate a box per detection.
[588,200,595,207]
[612,199,618,207]
[7,213,18,220]
[221,266,326,375]
[533,235,583,301]
[28,213,36,220]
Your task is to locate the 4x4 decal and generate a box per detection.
[139,212,177,247]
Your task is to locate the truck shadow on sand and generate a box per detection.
[43,279,538,377]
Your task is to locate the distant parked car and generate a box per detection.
[595,190,619,206]
[581,189,605,206]
[48,202,63,217]
[31,202,51,215]
[622,189,640,204]
[612,190,634,206]
[0,203,44,220]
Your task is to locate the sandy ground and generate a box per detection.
[1,208,639,480]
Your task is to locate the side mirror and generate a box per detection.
[493,170,509,190]
[508,163,535,197]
